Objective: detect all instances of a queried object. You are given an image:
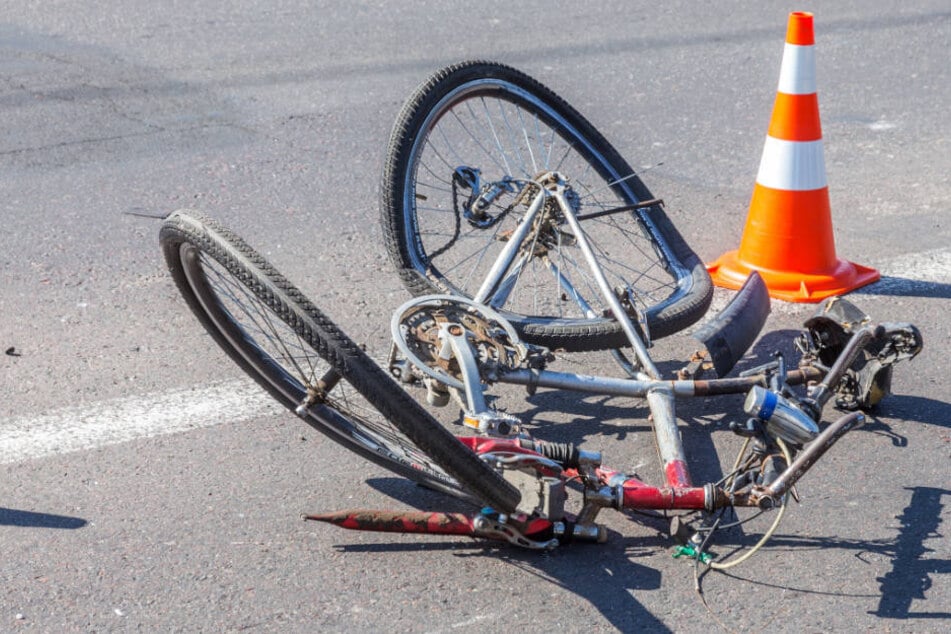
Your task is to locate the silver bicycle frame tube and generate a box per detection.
[486,251,530,310]
[501,368,699,398]
[473,186,547,305]
[501,367,692,486]
[464,173,689,486]
[551,187,660,379]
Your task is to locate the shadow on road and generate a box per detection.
[713,486,950,620]
[324,464,948,630]
[325,477,671,632]
[873,486,951,620]
[854,276,951,300]
[0,507,87,529]
[868,394,951,430]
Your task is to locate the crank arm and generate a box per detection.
[439,323,489,417]
[438,323,521,436]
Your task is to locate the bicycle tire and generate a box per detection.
[160,209,520,513]
[381,60,712,352]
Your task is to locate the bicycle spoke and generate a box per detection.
[200,253,454,475]
[475,97,514,177]
[204,256,318,385]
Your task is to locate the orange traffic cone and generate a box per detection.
[707,11,879,302]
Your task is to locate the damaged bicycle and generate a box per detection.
[159,61,922,570]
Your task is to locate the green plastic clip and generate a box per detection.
[672,544,713,564]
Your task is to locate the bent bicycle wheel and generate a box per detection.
[381,60,712,352]
[160,209,520,514]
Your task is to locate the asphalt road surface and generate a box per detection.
[2,2,949,632]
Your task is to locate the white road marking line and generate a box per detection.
[0,380,280,464]
[449,614,496,629]
[4,250,946,465]
[421,613,498,633]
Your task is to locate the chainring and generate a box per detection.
[391,295,528,389]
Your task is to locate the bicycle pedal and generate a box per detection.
[463,410,521,436]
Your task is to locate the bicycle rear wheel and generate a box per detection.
[160,209,520,513]
[381,60,712,352]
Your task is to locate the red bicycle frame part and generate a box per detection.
[308,412,865,547]
[305,509,478,535]
[463,411,867,513]
[462,436,710,511]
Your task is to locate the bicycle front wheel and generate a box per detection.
[381,61,712,352]
[160,209,520,513]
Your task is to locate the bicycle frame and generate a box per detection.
[313,169,921,552]
[394,171,819,499]
[162,197,922,567]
